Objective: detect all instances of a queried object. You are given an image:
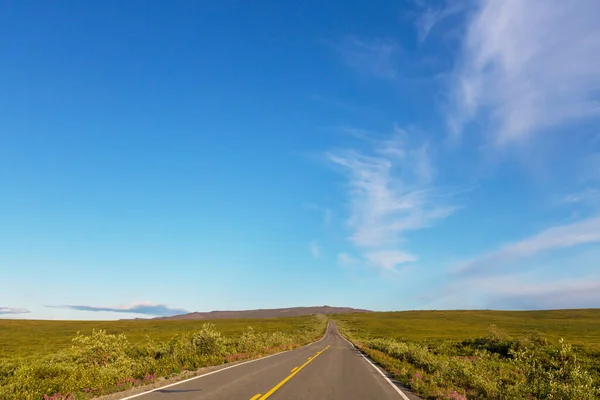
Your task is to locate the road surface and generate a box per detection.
[123,322,419,400]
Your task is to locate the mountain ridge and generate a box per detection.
[153,305,371,320]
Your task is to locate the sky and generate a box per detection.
[2,0,600,320]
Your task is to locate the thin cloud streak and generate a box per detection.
[364,250,417,271]
[0,307,30,315]
[560,188,600,205]
[338,252,359,266]
[454,215,600,276]
[327,36,399,79]
[327,129,454,249]
[327,127,455,271]
[50,301,188,317]
[309,241,320,258]
[414,1,466,42]
[462,276,600,310]
[451,0,600,145]
[489,281,600,310]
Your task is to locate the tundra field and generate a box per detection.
[0,315,323,359]
[332,309,600,399]
[1,309,599,399]
[0,315,327,399]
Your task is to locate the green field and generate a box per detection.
[331,309,600,400]
[0,316,319,359]
[2,310,599,399]
[331,309,600,347]
[0,315,326,400]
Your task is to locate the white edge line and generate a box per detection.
[359,353,411,400]
[119,322,330,400]
[339,333,411,400]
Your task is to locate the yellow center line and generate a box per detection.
[290,366,298,373]
[250,394,262,400]
[258,345,331,400]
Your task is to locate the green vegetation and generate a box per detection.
[0,315,326,400]
[332,309,600,346]
[0,316,321,359]
[332,310,600,399]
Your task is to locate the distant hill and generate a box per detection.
[155,305,371,320]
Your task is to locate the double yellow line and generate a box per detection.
[250,345,331,400]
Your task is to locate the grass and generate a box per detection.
[331,309,600,399]
[3,310,599,399]
[0,315,326,400]
[331,309,600,347]
[0,316,319,359]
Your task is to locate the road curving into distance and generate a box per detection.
[121,321,420,400]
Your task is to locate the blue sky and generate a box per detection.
[2,1,600,320]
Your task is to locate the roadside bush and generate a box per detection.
[235,327,262,354]
[511,338,598,399]
[71,329,130,367]
[0,317,326,400]
[338,322,600,400]
[189,324,225,356]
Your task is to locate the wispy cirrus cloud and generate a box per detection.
[328,126,455,271]
[337,252,359,266]
[485,277,600,310]
[50,301,188,317]
[328,127,453,248]
[0,307,30,315]
[413,0,466,42]
[443,275,600,310]
[451,0,600,145]
[454,215,600,277]
[364,250,417,271]
[309,241,320,258]
[435,1,600,310]
[436,215,600,309]
[327,36,399,79]
[560,188,600,205]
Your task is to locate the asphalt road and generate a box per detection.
[125,322,420,400]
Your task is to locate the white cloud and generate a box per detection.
[458,276,600,310]
[561,188,600,205]
[0,307,30,315]
[490,279,600,309]
[364,250,417,270]
[451,0,600,144]
[309,241,320,258]
[454,215,600,276]
[337,252,359,266]
[328,127,454,249]
[50,301,188,316]
[414,1,466,42]
[327,126,455,271]
[328,36,399,79]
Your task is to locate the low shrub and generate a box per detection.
[337,322,600,400]
[0,316,326,400]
